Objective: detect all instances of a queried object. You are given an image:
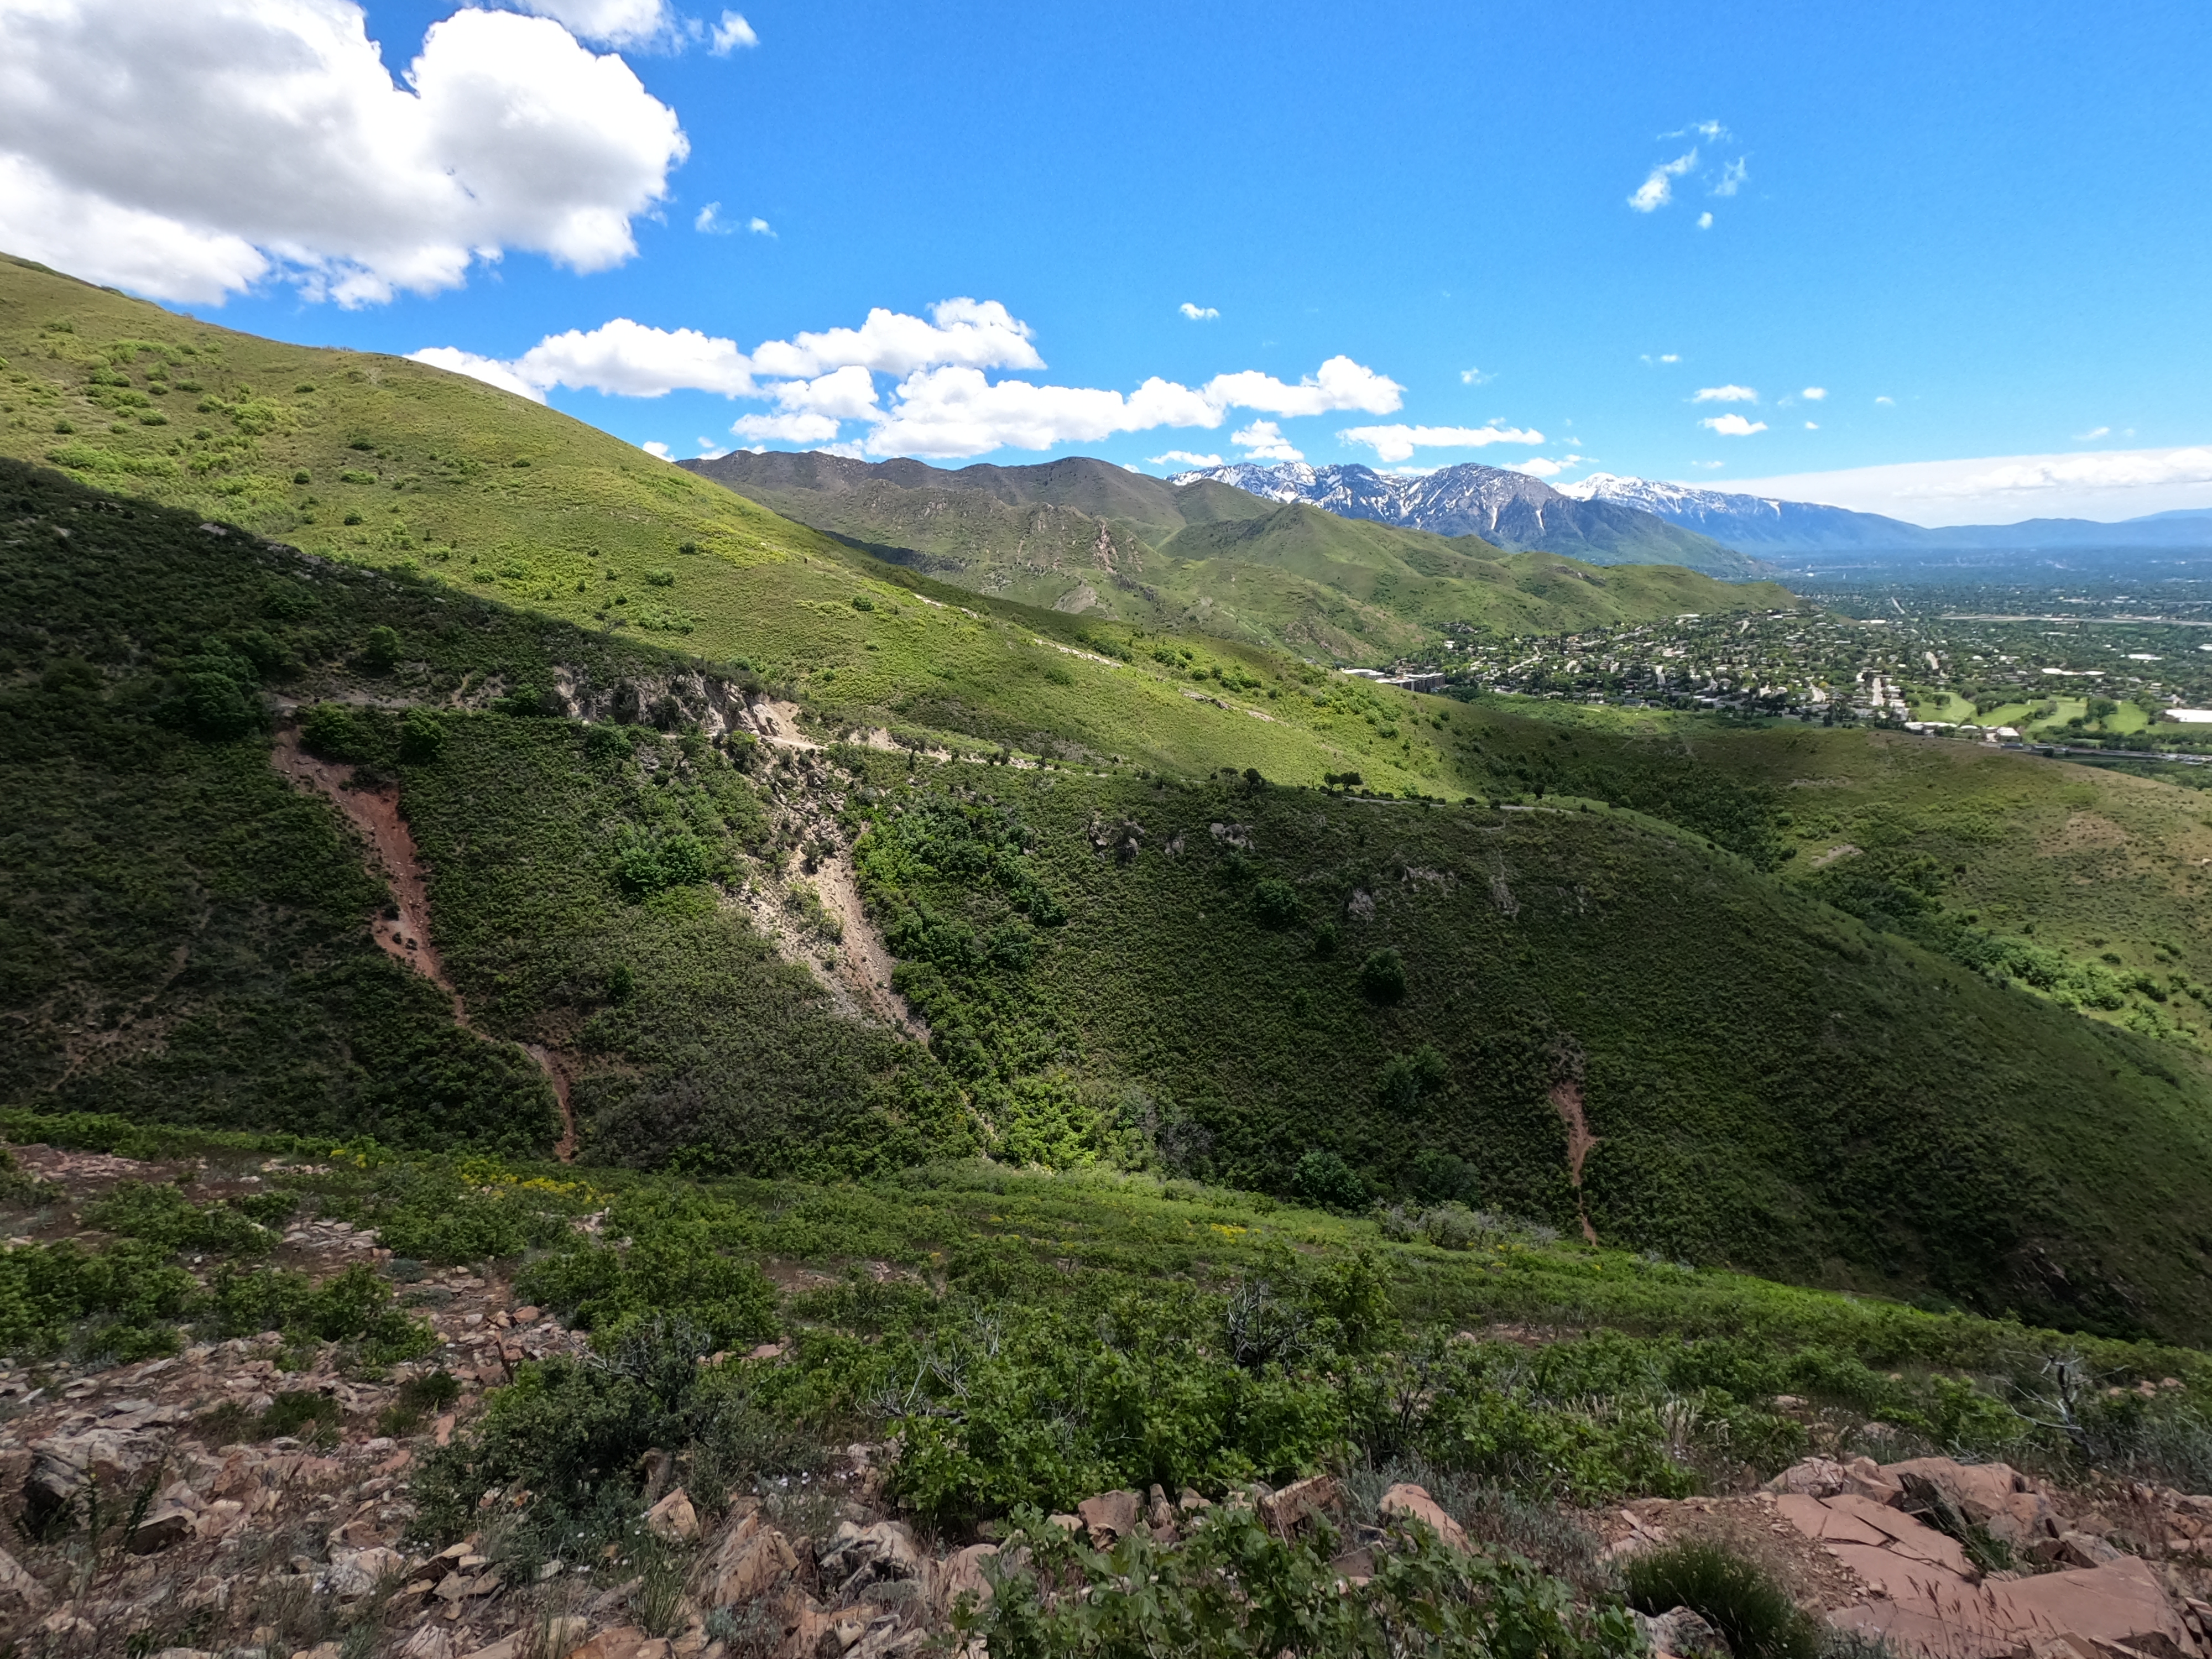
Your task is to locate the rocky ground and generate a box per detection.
[2,1145,2210,1659]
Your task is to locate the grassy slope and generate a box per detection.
[1437,702,2212,1043]
[0,458,932,1175]
[847,757,2212,1343]
[9,259,2212,1338]
[684,449,1792,656]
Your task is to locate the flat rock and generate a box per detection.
[1379,1483,1469,1553]
[1259,1475,1342,1537]
[819,1520,921,1593]
[701,1511,799,1607]
[1076,1490,1141,1547]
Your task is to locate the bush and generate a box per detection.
[961,1505,1642,1659]
[1624,1541,1821,1659]
[399,707,448,763]
[361,624,401,672]
[82,1181,274,1256]
[301,701,371,763]
[1290,1149,1366,1212]
[1253,878,1300,928]
[1359,949,1407,1004]
[644,568,675,588]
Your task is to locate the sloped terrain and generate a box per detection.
[684,449,1792,654]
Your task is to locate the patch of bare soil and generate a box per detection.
[270,729,581,1161]
[2045,812,2130,855]
[1548,1078,1601,1245]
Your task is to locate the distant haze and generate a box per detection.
[1714,445,2212,527]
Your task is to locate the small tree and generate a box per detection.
[361,624,401,673]
[1360,947,1407,1004]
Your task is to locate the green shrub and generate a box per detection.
[962,1505,1641,1659]
[1359,948,1406,1004]
[82,1181,274,1256]
[644,568,675,588]
[1624,1541,1820,1659]
[399,707,447,763]
[361,624,401,672]
[1290,1149,1365,1211]
[1253,878,1300,928]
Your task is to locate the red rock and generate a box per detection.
[1258,1474,1342,1537]
[1379,1484,1469,1553]
[1076,1490,1141,1548]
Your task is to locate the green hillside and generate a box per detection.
[683,449,1793,657]
[11,457,2212,1343]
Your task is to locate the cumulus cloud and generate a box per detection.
[1203,357,1402,418]
[1697,211,1713,229]
[1150,451,1225,468]
[1699,414,1769,436]
[1693,385,1759,403]
[1232,421,1303,462]
[1507,454,1587,479]
[695,203,730,233]
[641,440,674,459]
[1630,124,1749,221]
[748,216,773,235]
[1713,156,1749,197]
[1459,366,1493,385]
[414,296,1404,457]
[1802,387,1827,400]
[1338,423,1546,465]
[512,0,672,45]
[406,346,550,403]
[1804,421,1819,430]
[709,9,757,51]
[1179,302,1219,321]
[0,0,688,306]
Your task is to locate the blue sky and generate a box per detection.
[8,0,2210,521]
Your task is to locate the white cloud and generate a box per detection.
[709,9,758,51]
[1713,156,1749,197]
[1459,366,1493,385]
[1629,148,1698,212]
[731,410,842,445]
[748,216,773,236]
[1801,387,1827,401]
[1150,451,1225,468]
[510,318,754,397]
[695,203,729,233]
[1693,385,1759,403]
[1693,460,1725,469]
[1338,423,1546,464]
[406,346,550,403]
[1804,421,1819,430]
[1506,454,1587,479]
[1725,445,2212,525]
[864,368,1219,458]
[512,0,671,45]
[1697,212,1713,229]
[1699,414,1768,437]
[1202,356,1402,418]
[1640,352,1681,367]
[0,1,687,306]
[421,295,1405,458]
[1875,395,1896,406]
[1231,421,1303,462]
[2074,425,2111,441]
[752,298,1044,379]
[641,440,672,459]
[1179,302,1219,321]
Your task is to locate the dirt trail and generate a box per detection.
[1548,1078,1601,1245]
[270,729,580,1160]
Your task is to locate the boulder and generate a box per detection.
[1259,1475,1343,1538]
[934,1543,999,1615]
[325,1546,406,1598]
[646,1486,700,1543]
[1379,1484,1469,1553]
[1076,1490,1142,1548]
[818,1521,921,1594]
[127,1504,195,1554]
[1641,1605,1733,1659]
[1882,1457,2056,1545]
[1766,1458,1849,1499]
[26,1428,166,1512]
[0,1543,51,1613]
[700,1511,799,1608]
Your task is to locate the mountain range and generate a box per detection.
[1170,460,1764,577]
[681,449,1787,658]
[1558,473,2212,554]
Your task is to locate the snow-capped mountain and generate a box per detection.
[1556,474,1939,550]
[1172,461,1765,577]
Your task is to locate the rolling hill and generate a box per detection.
[9,252,2212,1344]
[682,448,1790,655]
